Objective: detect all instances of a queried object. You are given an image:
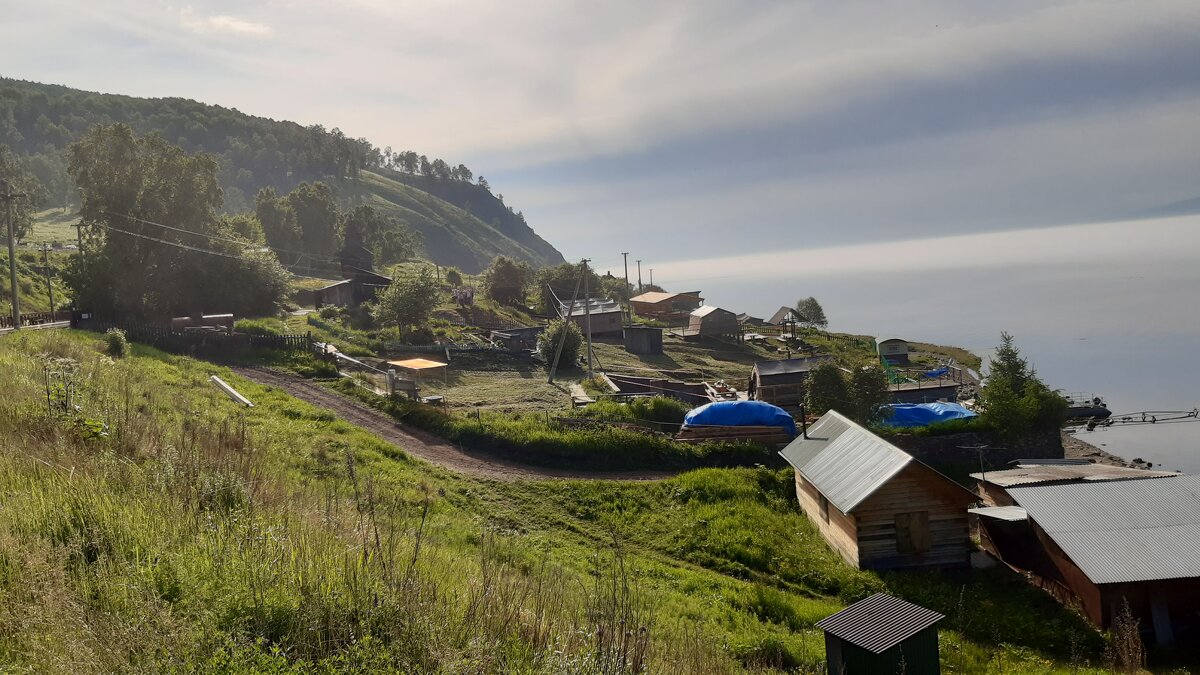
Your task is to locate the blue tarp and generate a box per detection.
[922,366,950,379]
[683,400,797,437]
[884,402,977,428]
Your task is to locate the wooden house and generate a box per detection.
[877,337,910,365]
[629,291,703,319]
[559,298,624,337]
[315,271,393,308]
[971,459,1179,507]
[686,305,739,338]
[818,594,945,675]
[779,411,977,571]
[971,475,1200,644]
[746,357,827,408]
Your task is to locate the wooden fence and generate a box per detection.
[73,313,313,355]
[0,310,73,330]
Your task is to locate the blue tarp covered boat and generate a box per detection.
[683,400,798,437]
[884,402,977,428]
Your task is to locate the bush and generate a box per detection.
[104,328,129,358]
[537,319,582,367]
[444,267,462,287]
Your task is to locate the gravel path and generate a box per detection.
[231,366,673,482]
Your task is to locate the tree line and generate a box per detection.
[0,77,488,215]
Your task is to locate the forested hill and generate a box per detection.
[0,76,564,272]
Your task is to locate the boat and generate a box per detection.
[1063,392,1111,421]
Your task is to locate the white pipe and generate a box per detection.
[210,375,254,407]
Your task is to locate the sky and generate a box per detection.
[3,1,1200,277]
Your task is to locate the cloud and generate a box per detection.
[181,10,273,38]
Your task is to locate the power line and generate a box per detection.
[95,222,339,281]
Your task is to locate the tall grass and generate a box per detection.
[0,331,1119,673]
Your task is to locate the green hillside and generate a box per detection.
[0,76,564,272]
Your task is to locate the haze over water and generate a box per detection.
[613,214,1200,472]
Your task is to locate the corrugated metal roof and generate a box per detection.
[970,464,1180,487]
[1009,475,1200,584]
[691,305,732,318]
[755,357,827,377]
[778,411,913,513]
[559,298,622,317]
[968,506,1028,521]
[629,291,677,304]
[816,593,944,653]
[876,336,908,345]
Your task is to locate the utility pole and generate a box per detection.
[547,259,586,384]
[2,179,23,329]
[649,268,654,287]
[636,259,642,293]
[41,242,55,315]
[621,252,630,295]
[582,259,593,378]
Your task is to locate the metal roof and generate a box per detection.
[559,297,623,317]
[876,336,908,345]
[778,411,913,513]
[754,357,827,377]
[1008,475,1200,584]
[629,291,677,304]
[690,305,733,318]
[816,593,944,654]
[968,506,1028,522]
[970,464,1180,487]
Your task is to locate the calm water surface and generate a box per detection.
[642,215,1200,472]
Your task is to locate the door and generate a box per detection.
[895,511,931,554]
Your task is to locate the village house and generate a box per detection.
[314,270,393,308]
[559,297,624,337]
[971,459,1179,507]
[683,305,740,339]
[971,475,1200,644]
[628,290,703,320]
[746,356,828,409]
[780,411,977,571]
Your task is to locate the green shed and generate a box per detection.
[818,593,944,674]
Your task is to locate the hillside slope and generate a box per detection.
[0,76,564,272]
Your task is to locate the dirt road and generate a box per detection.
[231,366,673,482]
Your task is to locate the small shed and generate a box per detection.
[490,325,545,351]
[746,357,827,408]
[779,411,977,570]
[877,337,910,365]
[559,298,624,337]
[687,306,739,337]
[629,291,703,319]
[818,593,945,675]
[171,313,235,332]
[623,326,663,355]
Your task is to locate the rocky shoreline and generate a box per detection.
[1062,429,1164,470]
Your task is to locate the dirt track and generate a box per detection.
[231,367,673,482]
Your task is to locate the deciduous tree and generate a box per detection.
[484,255,530,305]
[374,266,440,337]
[794,296,828,329]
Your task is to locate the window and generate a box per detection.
[819,494,830,523]
[895,511,931,554]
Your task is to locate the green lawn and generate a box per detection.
[27,208,80,245]
[0,329,1122,673]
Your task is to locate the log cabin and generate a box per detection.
[779,411,977,571]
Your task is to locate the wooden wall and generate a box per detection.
[795,474,860,567]
[852,463,972,570]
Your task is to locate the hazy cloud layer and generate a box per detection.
[3,1,1199,263]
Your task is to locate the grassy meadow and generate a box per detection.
[0,328,1124,673]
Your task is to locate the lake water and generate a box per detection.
[631,215,1200,472]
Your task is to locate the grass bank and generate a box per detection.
[0,329,1124,673]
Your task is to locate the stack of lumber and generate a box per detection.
[674,425,793,446]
